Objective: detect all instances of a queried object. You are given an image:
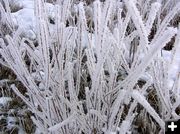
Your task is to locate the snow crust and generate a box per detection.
[0,97,12,107]
[11,0,55,39]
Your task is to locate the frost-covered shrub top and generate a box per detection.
[0,0,180,133]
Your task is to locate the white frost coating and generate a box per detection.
[39,82,45,91]
[124,0,149,51]
[0,0,180,133]
[168,28,180,89]
[162,50,172,63]
[16,0,34,9]
[114,27,177,92]
[89,109,107,122]
[48,113,76,132]
[139,72,153,82]
[131,90,165,129]
[119,120,131,134]
[146,2,161,34]
[109,132,116,134]
[109,90,127,130]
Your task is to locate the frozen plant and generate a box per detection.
[0,0,180,133]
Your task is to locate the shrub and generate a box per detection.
[0,0,180,133]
